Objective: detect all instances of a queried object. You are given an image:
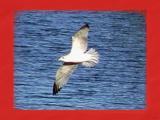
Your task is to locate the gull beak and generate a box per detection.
[58,57,62,61]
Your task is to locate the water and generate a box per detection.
[14,11,146,110]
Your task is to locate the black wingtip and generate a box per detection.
[84,22,89,28]
[53,83,61,95]
[80,23,89,30]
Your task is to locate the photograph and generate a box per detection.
[14,11,146,110]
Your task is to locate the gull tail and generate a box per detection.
[82,48,99,67]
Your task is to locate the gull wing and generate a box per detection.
[70,23,89,54]
[53,62,78,95]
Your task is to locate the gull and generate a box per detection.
[53,23,99,95]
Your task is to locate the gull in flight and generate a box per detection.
[53,23,99,95]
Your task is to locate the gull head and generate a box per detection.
[58,55,70,62]
[58,54,74,62]
[58,56,65,62]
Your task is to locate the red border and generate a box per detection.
[0,0,160,120]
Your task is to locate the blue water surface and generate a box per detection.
[15,11,146,110]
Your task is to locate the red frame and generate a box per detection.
[0,0,160,120]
